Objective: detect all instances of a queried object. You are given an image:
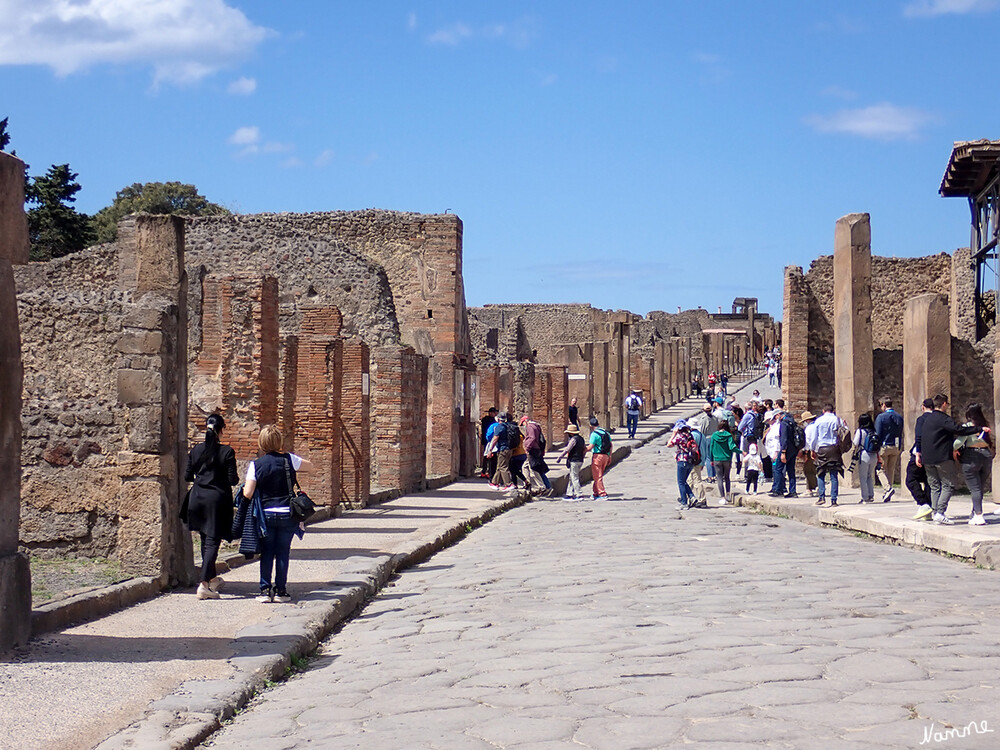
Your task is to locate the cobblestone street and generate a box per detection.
[203,431,1000,750]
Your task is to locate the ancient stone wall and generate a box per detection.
[182,215,400,348]
[15,245,128,557]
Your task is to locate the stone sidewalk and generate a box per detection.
[3,370,998,750]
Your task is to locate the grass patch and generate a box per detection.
[30,555,127,605]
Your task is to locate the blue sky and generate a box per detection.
[1,1,996,320]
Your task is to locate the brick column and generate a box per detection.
[373,346,427,494]
[545,365,568,443]
[903,294,951,456]
[0,152,30,650]
[783,266,810,414]
[296,307,344,510]
[532,367,552,439]
[340,339,370,508]
[115,215,191,585]
[834,214,875,454]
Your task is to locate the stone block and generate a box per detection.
[116,330,164,355]
[126,406,163,453]
[0,259,21,556]
[118,480,162,522]
[118,369,162,406]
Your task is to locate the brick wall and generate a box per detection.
[189,275,279,461]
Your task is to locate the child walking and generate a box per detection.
[744,443,763,495]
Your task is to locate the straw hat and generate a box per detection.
[565,424,580,434]
[800,410,817,422]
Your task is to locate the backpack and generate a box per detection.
[506,422,521,448]
[626,395,640,411]
[792,423,807,452]
[863,429,881,454]
[688,438,701,466]
[538,431,546,451]
[593,428,612,455]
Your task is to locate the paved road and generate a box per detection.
[202,430,1000,749]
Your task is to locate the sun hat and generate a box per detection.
[800,410,817,422]
[565,424,580,434]
[674,419,688,430]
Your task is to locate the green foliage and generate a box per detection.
[92,181,230,244]
[26,164,94,262]
[0,117,9,152]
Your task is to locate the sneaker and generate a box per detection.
[208,576,224,593]
[882,488,895,502]
[563,496,583,502]
[196,582,220,600]
[784,493,799,498]
[718,497,728,505]
[502,484,516,491]
[830,501,838,507]
[273,591,292,603]
[934,513,954,525]
[814,498,826,506]
[677,501,689,510]
[542,488,555,497]
[969,514,987,526]
[488,483,499,489]
[912,506,933,520]
[255,588,273,603]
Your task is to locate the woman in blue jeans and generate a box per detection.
[240,425,314,603]
[668,420,699,510]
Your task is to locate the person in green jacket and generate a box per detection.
[710,422,739,502]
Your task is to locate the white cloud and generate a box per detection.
[228,76,257,95]
[407,12,417,31]
[0,0,270,85]
[280,157,304,169]
[903,0,998,17]
[425,17,537,48]
[315,149,335,167]
[804,103,935,140]
[228,126,260,146]
[426,22,473,45]
[539,73,558,87]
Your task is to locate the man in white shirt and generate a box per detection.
[808,403,846,506]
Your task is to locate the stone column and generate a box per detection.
[834,214,874,484]
[116,215,192,585]
[783,266,810,414]
[0,153,30,650]
[903,294,951,458]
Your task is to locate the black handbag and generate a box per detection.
[283,457,317,522]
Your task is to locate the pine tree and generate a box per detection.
[26,164,95,261]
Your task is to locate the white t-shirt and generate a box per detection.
[245,453,304,482]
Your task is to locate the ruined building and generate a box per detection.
[782,140,1000,495]
[468,301,778,441]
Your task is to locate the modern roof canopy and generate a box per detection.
[940,139,1000,197]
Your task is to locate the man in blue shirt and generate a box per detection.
[874,398,904,501]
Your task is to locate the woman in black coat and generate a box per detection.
[184,414,239,599]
